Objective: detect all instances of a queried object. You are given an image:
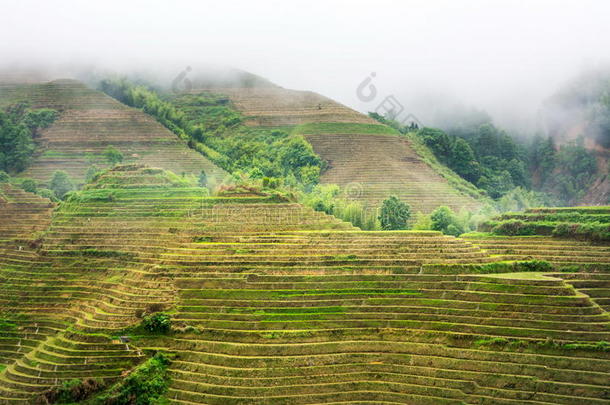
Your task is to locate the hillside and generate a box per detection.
[1,165,609,404]
[0,79,227,185]
[185,82,483,213]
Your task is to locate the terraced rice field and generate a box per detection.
[306,131,481,213]
[203,87,376,126]
[193,84,481,212]
[0,180,146,403]
[0,79,227,184]
[1,166,609,404]
[465,206,610,329]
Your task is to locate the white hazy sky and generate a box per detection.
[2,0,610,130]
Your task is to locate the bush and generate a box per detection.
[430,206,466,236]
[491,219,539,236]
[0,170,8,182]
[411,212,433,230]
[141,312,171,333]
[104,146,124,165]
[85,165,101,183]
[19,178,37,193]
[91,352,171,405]
[378,195,411,230]
[552,221,610,241]
[36,188,57,201]
[50,170,74,200]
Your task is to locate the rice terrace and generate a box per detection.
[2,1,610,404]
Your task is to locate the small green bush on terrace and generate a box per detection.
[18,177,37,193]
[103,146,124,165]
[141,312,171,333]
[490,219,540,236]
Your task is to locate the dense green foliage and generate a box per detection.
[530,136,597,203]
[19,178,37,193]
[430,206,467,236]
[0,103,57,173]
[142,312,172,333]
[378,196,411,230]
[417,125,528,198]
[99,78,324,188]
[370,110,600,204]
[91,352,171,405]
[487,217,610,241]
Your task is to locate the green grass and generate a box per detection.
[292,122,398,135]
[478,272,561,281]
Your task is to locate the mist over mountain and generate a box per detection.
[2,0,610,137]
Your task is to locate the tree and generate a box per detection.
[50,170,74,200]
[477,170,514,199]
[430,206,464,236]
[0,171,9,183]
[198,169,208,187]
[104,146,124,165]
[418,128,453,162]
[276,135,321,173]
[449,137,480,182]
[19,178,37,193]
[0,105,56,174]
[378,196,411,230]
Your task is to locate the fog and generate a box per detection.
[2,0,610,133]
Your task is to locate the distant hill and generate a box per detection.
[0,79,227,185]
[190,78,483,214]
[542,68,610,205]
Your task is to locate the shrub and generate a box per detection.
[141,312,171,333]
[50,170,74,200]
[412,212,433,230]
[0,170,8,182]
[91,352,171,405]
[19,178,37,193]
[36,188,57,201]
[491,219,538,236]
[378,196,411,230]
[430,206,466,236]
[104,146,124,165]
[85,165,101,183]
[552,221,610,241]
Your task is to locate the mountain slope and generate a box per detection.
[0,79,227,184]
[197,83,482,212]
